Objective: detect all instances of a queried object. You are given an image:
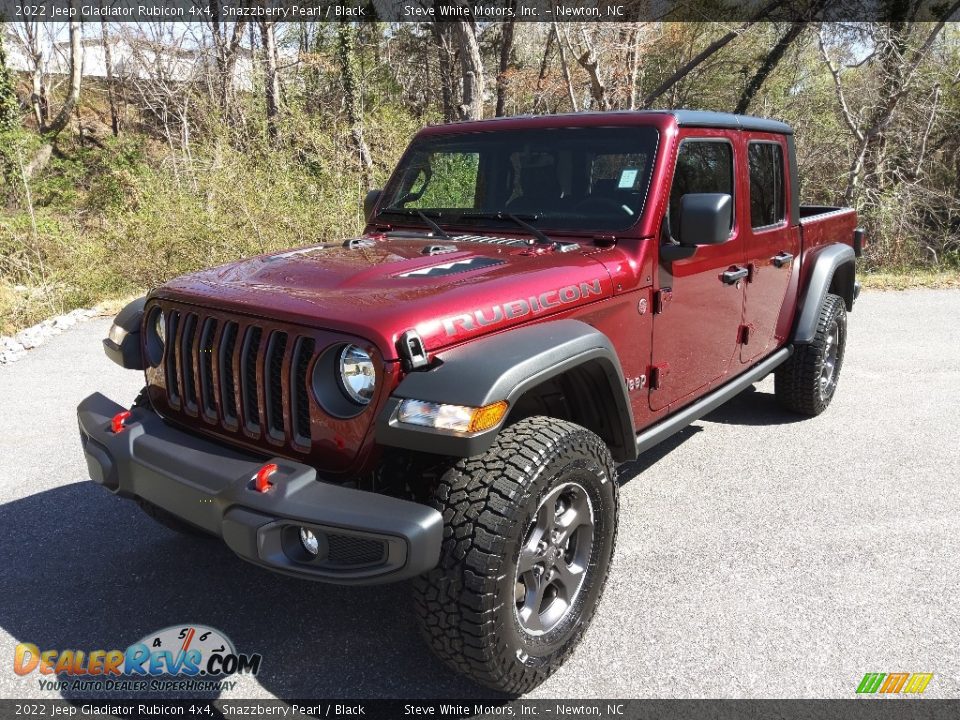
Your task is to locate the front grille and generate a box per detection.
[161,308,316,450]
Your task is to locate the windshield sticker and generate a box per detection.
[618,169,638,188]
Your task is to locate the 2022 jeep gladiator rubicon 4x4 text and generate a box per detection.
[79,110,862,693]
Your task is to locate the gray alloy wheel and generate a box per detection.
[515,481,595,636]
[819,320,841,400]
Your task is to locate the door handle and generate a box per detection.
[771,252,794,268]
[721,267,749,285]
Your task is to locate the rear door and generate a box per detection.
[650,132,746,412]
[740,135,800,363]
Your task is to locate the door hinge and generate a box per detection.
[738,324,751,345]
[654,288,673,314]
[649,363,670,390]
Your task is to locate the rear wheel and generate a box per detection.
[775,292,847,416]
[412,416,618,694]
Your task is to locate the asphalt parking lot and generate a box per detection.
[0,289,957,700]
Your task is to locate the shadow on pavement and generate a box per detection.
[0,481,498,701]
[617,386,802,484]
[702,385,805,426]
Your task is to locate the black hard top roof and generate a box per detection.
[668,110,793,135]
[437,110,793,135]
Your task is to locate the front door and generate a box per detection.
[741,137,800,363]
[650,134,746,412]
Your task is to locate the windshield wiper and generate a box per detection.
[379,206,451,240]
[458,211,553,246]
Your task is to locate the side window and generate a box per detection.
[748,142,785,229]
[668,140,734,239]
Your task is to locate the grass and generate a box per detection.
[859,269,960,290]
[0,106,419,336]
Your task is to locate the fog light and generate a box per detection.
[300,527,319,556]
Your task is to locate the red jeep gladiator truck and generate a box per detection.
[78,110,862,693]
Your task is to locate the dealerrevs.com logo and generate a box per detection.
[14,624,262,693]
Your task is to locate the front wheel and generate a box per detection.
[412,416,618,694]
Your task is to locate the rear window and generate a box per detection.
[748,142,786,229]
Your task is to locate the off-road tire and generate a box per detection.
[412,416,618,695]
[775,292,847,416]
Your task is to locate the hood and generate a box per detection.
[153,234,614,358]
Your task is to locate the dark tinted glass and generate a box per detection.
[748,142,785,228]
[379,127,659,231]
[668,141,734,239]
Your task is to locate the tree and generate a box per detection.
[206,3,247,121]
[0,25,19,132]
[451,19,484,120]
[337,22,373,188]
[44,7,82,136]
[495,11,516,117]
[259,20,281,139]
[818,9,960,202]
[734,21,806,114]
[100,12,120,136]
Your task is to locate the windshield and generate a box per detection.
[379,126,659,232]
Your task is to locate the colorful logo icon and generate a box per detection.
[14,624,261,678]
[856,673,933,694]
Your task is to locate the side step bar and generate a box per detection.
[636,347,793,455]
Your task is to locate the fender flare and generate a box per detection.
[375,319,637,461]
[792,244,856,345]
[103,296,147,370]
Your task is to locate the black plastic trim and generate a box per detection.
[671,110,793,135]
[375,320,637,462]
[103,297,147,370]
[77,392,443,585]
[793,244,856,344]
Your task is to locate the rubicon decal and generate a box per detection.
[856,673,933,694]
[14,624,261,692]
[440,279,604,337]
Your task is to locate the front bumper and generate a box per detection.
[77,393,442,584]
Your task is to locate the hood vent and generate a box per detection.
[343,237,376,249]
[422,244,458,256]
[398,256,504,278]
[453,234,531,248]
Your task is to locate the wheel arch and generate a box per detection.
[375,319,637,462]
[792,244,855,345]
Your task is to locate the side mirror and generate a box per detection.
[678,193,732,247]
[363,189,382,222]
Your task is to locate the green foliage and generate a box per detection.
[0,31,19,133]
[0,107,417,334]
[408,152,481,208]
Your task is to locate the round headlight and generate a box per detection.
[155,310,165,345]
[143,307,165,367]
[338,345,375,405]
